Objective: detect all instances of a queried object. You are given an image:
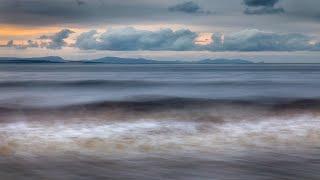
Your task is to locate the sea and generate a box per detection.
[0,63,320,179]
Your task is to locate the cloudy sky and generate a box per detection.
[0,0,319,62]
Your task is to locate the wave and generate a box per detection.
[12,96,320,110]
[0,80,162,88]
[1,96,320,124]
[0,104,319,157]
[0,80,315,88]
[0,96,319,159]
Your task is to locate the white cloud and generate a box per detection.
[75,27,198,51]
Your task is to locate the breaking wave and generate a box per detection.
[0,80,316,88]
[0,97,319,157]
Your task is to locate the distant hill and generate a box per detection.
[0,56,254,64]
[83,57,254,64]
[82,57,163,64]
[0,56,66,63]
[198,59,254,64]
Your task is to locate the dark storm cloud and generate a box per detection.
[0,0,167,26]
[282,1,320,21]
[40,29,74,49]
[75,0,85,6]
[168,1,211,14]
[0,0,87,25]
[243,0,284,15]
[76,27,198,51]
[243,0,279,7]
[244,7,284,15]
[0,0,220,26]
[0,0,318,32]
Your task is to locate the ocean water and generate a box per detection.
[1,64,320,179]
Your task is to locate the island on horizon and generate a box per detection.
[0,56,255,64]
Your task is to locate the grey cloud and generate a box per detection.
[27,40,39,48]
[39,35,50,40]
[282,1,320,21]
[76,28,319,52]
[244,7,284,15]
[0,0,168,26]
[168,1,211,14]
[243,0,284,15]
[3,27,320,52]
[76,27,198,51]
[208,29,315,51]
[0,0,318,35]
[243,0,279,7]
[41,29,74,49]
[0,0,88,25]
[6,40,14,47]
[0,40,39,49]
[75,30,99,50]
[75,0,85,6]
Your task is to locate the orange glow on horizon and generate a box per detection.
[0,25,66,37]
[195,33,212,45]
[0,25,84,46]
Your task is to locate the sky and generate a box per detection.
[0,0,320,62]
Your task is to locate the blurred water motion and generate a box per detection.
[0,64,320,179]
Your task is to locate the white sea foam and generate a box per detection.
[0,114,319,157]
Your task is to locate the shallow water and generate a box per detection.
[0,64,320,179]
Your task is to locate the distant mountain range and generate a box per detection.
[197,59,253,64]
[0,56,66,63]
[0,56,254,64]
